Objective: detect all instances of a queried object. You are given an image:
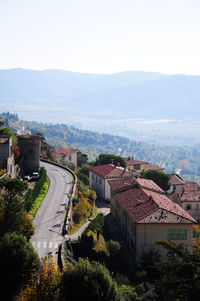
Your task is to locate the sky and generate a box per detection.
[0,0,200,75]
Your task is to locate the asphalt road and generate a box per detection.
[31,161,73,260]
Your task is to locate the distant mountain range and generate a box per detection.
[1,68,200,141]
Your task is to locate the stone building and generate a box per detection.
[0,135,16,178]
[17,134,41,175]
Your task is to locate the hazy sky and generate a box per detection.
[0,0,200,75]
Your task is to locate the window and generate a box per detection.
[168,229,187,240]
[69,156,71,161]
[92,174,94,180]
[99,179,102,184]
[186,204,191,210]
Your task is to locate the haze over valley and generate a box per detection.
[1,68,200,145]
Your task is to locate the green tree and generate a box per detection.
[140,170,170,191]
[95,154,126,168]
[59,258,119,301]
[77,151,88,167]
[0,179,34,240]
[155,240,200,301]
[0,232,39,301]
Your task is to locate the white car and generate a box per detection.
[32,172,39,180]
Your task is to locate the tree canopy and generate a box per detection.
[140,169,170,191]
[0,232,39,301]
[95,154,126,168]
[60,258,119,301]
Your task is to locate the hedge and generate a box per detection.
[25,167,47,212]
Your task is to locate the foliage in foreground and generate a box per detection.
[95,153,126,168]
[0,232,39,301]
[60,258,119,301]
[17,256,61,301]
[155,240,200,301]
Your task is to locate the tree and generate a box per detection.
[155,240,200,301]
[77,151,88,167]
[59,258,119,301]
[17,256,61,301]
[95,154,126,168]
[0,179,34,240]
[140,170,170,191]
[0,126,16,143]
[0,232,39,301]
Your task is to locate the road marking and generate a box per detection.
[55,243,58,249]
[37,242,41,248]
[49,242,52,248]
[32,242,35,247]
[43,241,47,248]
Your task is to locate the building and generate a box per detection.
[109,177,195,261]
[178,182,200,221]
[126,158,148,172]
[0,135,16,178]
[126,157,163,173]
[17,134,41,175]
[88,164,136,200]
[167,174,185,193]
[51,148,78,169]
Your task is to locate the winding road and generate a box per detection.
[31,161,73,260]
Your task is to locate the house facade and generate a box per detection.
[126,157,163,173]
[51,148,78,169]
[88,164,136,200]
[109,178,195,261]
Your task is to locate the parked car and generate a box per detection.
[32,172,40,180]
[23,174,30,181]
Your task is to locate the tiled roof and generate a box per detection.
[145,164,163,171]
[51,148,77,158]
[108,178,137,191]
[184,182,199,191]
[179,190,200,202]
[115,186,195,224]
[88,164,136,179]
[170,175,185,186]
[126,158,148,165]
[136,178,164,193]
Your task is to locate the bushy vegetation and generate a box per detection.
[25,167,47,212]
[140,169,171,191]
[95,153,126,168]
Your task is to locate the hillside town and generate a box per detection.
[1,118,200,300]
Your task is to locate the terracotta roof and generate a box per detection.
[136,178,164,193]
[170,175,185,186]
[108,178,137,191]
[179,190,200,202]
[126,158,148,165]
[145,164,163,171]
[88,164,136,179]
[184,182,199,191]
[51,148,77,158]
[115,186,195,224]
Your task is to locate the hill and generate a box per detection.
[22,119,200,184]
[1,68,200,141]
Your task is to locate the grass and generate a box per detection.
[30,177,50,217]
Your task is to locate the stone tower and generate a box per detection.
[18,134,41,175]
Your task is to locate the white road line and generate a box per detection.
[37,242,41,248]
[43,241,47,248]
[49,242,52,248]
